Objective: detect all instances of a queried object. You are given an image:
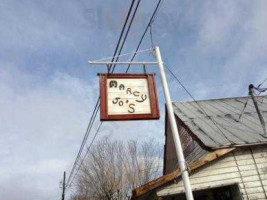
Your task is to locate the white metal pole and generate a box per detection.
[153,46,194,200]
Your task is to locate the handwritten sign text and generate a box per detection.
[107,78,151,115]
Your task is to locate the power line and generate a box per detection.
[111,0,142,73]
[238,77,267,120]
[73,0,142,170]
[151,0,165,24]
[70,1,164,182]
[238,97,249,120]
[164,64,235,144]
[252,78,267,95]
[65,0,141,190]
[72,1,164,180]
[125,0,164,73]
[65,0,136,188]
[254,86,267,95]
[108,0,137,72]
[149,25,155,48]
[67,122,103,188]
[66,0,165,191]
[65,99,100,188]
[257,78,267,88]
[239,79,267,120]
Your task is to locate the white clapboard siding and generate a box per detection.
[156,146,267,200]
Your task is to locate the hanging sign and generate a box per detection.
[99,74,160,121]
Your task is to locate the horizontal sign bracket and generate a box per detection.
[88,61,159,65]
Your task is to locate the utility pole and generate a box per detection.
[61,171,66,200]
[89,46,194,200]
[153,46,194,200]
[249,84,267,135]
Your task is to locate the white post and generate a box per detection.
[153,46,194,200]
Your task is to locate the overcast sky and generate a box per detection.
[1,0,267,200]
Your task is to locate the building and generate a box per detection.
[132,96,267,200]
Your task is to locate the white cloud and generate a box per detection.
[1,0,267,199]
[197,1,243,52]
[0,64,97,200]
[0,63,165,200]
[177,0,267,98]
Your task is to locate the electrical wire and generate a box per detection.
[67,122,103,188]
[255,87,267,94]
[164,64,234,144]
[150,0,165,24]
[111,0,142,73]
[238,97,249,120]
[108,0,137,72]
[65,98,99,189]
[91,48,152,62]
[125,0,163,73]
[257,78,267,88]
[238,78,267,120]
[65,0,137,189]
[69,0,164,183]
[65,0,142,190]
[239,80,267,120]
[66,0,165,190]
[252,78,267,95]
[149,25,155,48]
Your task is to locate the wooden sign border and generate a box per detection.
[99,73,160,121]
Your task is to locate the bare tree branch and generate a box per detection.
[71,136,163,200]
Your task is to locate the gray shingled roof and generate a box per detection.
[173,96,267,149]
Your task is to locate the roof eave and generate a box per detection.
[131,147,235,199]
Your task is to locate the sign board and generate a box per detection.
[99,74,160,121]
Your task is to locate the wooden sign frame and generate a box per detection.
[99,73,160,121]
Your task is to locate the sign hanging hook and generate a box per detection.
[143,64,147,74]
